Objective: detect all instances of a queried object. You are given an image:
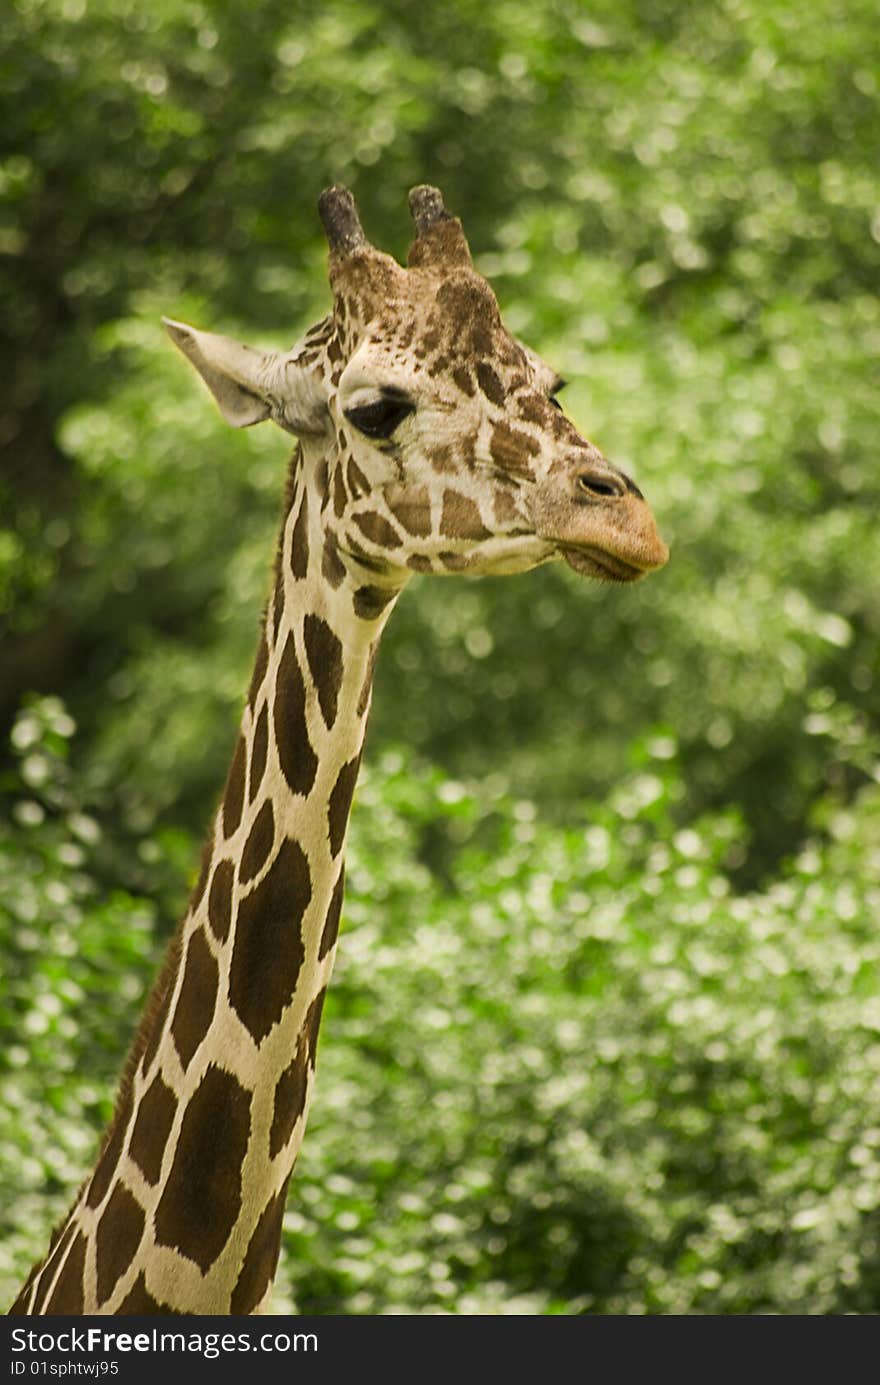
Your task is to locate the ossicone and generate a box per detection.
[318,185,370,257]
[406,184,472,269]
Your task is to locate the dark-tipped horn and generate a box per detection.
[408,185,454,235]
[318,185,368,256]
[407,184,472,269]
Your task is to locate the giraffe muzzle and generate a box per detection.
[531,473,669,583]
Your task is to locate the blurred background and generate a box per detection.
[1,0,879,1313]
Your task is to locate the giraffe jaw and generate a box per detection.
[559,544,654,583]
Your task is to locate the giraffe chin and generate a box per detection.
[560,545,647,583]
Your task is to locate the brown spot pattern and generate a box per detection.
[269,1037,309,1158]
[274,634,318,796]
[353,585,394,621]
[154,1064,252,1274]
[43,1231,86,1313]
[304,614,344,730]
[240,800,275,884]
[86,1083,134,1209]
[222,735,246,838]
[516,394,550,426]
[290,488,309,579]
[332,464,348,518]
[357,644,377,717]
[322,532,346,588]
[319,869,345,960]
[490,419,540,477]
[316,457,330,507]
[439,550,469,570]
[441,489,490,540]
[271,572,284,644]
[9,1224,72,1314]
[494,485,523,525]
[428,352,451,378]
[476,360,505,406]
[207,858,234,942]
[428,442,457,472]
[471,322,494,356]
[419,326,441,355]
[117,1271,169,1313]
[249,704,269,803]
[328,756,360,857]
[345,536,385,572]
[388,487,433,537]
[354,509,403,548]
[138,932,183,1077]
[129,1073,176,1185]
[95,1183,145,1307]
[451,366,475,397]
[247,628,269,710]
[170,928,218,1070]
[305,987,326,1068]
[228,838,311,1043]
[346,458,370,498]
[189,839,212,912]
[435,275,499,330]
[231,1190,287,1314]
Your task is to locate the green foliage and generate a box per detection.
[285,753,880,1314]
[0,699,160,1295]
[2,0,878,865]
[3,720,879,1312]
[2,0,878,1314]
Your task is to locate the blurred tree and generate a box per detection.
[2,0,878,1313]
[2,0,877,878]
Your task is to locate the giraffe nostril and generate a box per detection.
[577,472,625,500]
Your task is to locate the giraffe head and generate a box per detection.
[164,185,668,588]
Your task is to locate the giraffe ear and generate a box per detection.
[162,318,327,435]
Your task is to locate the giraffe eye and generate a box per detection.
[345,397,415,439]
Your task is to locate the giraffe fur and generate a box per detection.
[10,185,667,1316]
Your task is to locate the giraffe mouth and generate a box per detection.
[559,544,648,583]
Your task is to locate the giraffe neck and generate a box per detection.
[15,452,405,1315]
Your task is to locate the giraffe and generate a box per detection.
[10,185,668,1316]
